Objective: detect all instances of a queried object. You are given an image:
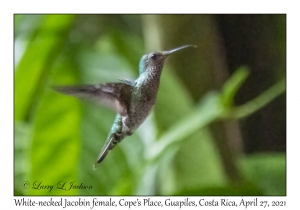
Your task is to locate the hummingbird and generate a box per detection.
[54,45,196,168]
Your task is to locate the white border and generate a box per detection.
[2,0,299,209]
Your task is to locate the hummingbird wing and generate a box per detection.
[54,83,132,116]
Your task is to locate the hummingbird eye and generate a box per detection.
[150,54,157,60]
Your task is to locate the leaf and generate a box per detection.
[148,92,223,162]
[14,14,79,196]
[29,60,81,195]
[14,15,75,121]
[29,94,81,195]
[14,122,31,195]
[224,78,286,119]
[238,153,286,195]
[221,66,249,108]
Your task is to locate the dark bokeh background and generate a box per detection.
[14,14,286,196]
[217,15,286,153]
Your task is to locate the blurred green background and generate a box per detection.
[14,14,286,196]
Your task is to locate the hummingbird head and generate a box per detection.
[139,45,197,75]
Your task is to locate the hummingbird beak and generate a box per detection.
[163,45,197,56]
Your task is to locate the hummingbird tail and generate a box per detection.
[97,147,111,164]
[93,114,124,169]
[93,149,110,170]
[94,131,124,169]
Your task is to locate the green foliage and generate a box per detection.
[238,153,286,195]
[14,122,31,195]
[29,90,81,195]
[14,15,286,196]
[15,15,75,121]
[221,66,249,108]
